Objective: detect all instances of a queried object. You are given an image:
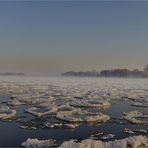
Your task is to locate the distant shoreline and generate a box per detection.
[0,72,27,76]
[62,65,148,78]
[61,75,148,79]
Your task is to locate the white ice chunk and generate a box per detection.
[25,104,57,117]
[56,108,110,123]
[0,105,16,120]
[123,111,148,124]
[70,99,111,108]
[59,135,148,148]
[132,102,148,108]
[21,138,56,148]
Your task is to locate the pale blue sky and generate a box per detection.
[0,1,148,74]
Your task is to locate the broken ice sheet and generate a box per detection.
[124,127,147,135]
[18,114,58,130]
[59,135,148,148]
[123,111,148,125]
[132,102,148,108]
[0,77,148,147]
[56,108,110,123]
[111,118,128,125]
[44,122,80,129]
[89,132,115,141]
[0,105,16,120]
[18,114,80,130]
[21,138,57,148]
[70,99,111,108]
[25,103,57,117]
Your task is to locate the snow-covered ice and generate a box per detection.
[123,111,148,124]
[56,108,110,123]
[70,99,111,108]
[0,105,16,120]
[59,135,148,148]
[0,76,148,146]
[132,102,148,108]
[25,103,57,117]
[21,138,56,148]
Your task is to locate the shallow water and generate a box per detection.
[0,76,147,147]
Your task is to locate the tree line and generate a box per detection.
[62,65,148,78]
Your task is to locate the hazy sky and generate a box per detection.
[0,1,148,75]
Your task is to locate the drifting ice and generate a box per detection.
[21,138,56,148]
[56,108,110,123]
[123,111,148,124]
[70,99,111,108]
[25,104,57,117]
[59,135,148,148]
[0,105,16,120]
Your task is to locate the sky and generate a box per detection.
[0,1,148,75]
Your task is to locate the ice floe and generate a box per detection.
[124,128,147,135]
[124,128,135,134]
[132,102,148,108]
[8,95,55,106]
[25,104,57,117]
[89,132,115,141]
[21,138,56,148]
[59,135,148,148]
[70,99,111,108]
[44,122,79,129]
[56,108,110,123]
[0,105,16,120]
[99,134,115,141]
[123,111,148,124]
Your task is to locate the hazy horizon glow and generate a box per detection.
[0,1,148,75]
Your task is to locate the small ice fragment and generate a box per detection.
[21,138,56,148]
